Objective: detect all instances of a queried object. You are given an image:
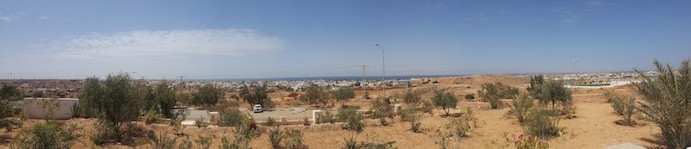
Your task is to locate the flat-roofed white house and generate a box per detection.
[15,98,79,120]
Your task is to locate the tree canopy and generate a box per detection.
[239,85,272,108]
[331,87,355,106]
[192,85,223,107]
[432,89,458,115]
[79,73,144,140]
[154,81,176,118]
[300,84,329,106]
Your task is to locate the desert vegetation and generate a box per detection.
[633,59,691,149]
[2,61,690,148]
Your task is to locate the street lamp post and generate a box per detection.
[375,42,385,99]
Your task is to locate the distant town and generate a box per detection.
[0,71,656,99]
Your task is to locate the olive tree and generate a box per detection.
[300,84,329,106]
[0,84,22,131]
[634,59,691,149]
[432,89,458,116]
[79,73,144,141]
[154,81,176,118]
[192,85,223,107]
[239,85,272,108]
[332,87,355,106]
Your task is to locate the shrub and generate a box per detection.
[344,111,364,133]
[478,82,518,109]
[232,122,257,149]
[195,135,214,149]
[609,95,627,115]
[11,121,76,149]
[620,99,636,126]
[1,84,22,131]
[332,87,356,106]
[337,108,358,122]
[432,89,458,115]
[512,134,549,149]
[344,137,357,149]
[403,90,422,107]
[219,108,249,127]
[285,129,303,149]
[219,136,233,149]
[91,122,115,146]
[269,126,283,148]
[150,132,176,149]
[561,101,577,119]
[397,108,418,122]
[422,100,435,114]
[266,117,277,127]
[370,98,393,119]
[178,136,193,149]
[464,94,475,102]
[71,103,83,118]
[145,109,164,124]
[508,94,534,123]
[323,110,335,124]
[411,115,421,133]
[525,106,560,138]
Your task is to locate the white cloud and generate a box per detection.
[50,29,284,59]
[0,12,20,22]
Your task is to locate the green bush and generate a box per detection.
[232,122,257,149]
[609,96,627,115]
[344,111,364,133]
[266,117,277,127]
[219,108,249,127]
[285,129,303,149]
[525,106,560,138]
[508,94,534,123]
[219,136,235,149]
[150,132,176,149]
[370,98,393,119]
[344,137,357,149]
[432,89,458,115]
[269,126,283,148]
[465,94,475,102]
[11,121,76,149]
[178,136,193,149]
[91,122,115,146]
[195,135,214,149]
[323,110,336,124]
[478,82,518,109]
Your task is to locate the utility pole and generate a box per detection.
[375,42,385,99]
[573,59,578,80]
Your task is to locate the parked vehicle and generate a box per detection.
[253,104,263,113]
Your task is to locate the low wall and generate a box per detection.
[21,98,79,120]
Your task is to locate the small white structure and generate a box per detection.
[20,98,79,120]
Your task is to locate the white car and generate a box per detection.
[253,104,263,113]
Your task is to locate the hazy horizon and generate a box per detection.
[2,0,690,79]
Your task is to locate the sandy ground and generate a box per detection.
[0,75,663,149]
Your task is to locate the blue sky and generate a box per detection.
[1,0,690,79]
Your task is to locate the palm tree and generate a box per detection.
[634,59,691,149]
